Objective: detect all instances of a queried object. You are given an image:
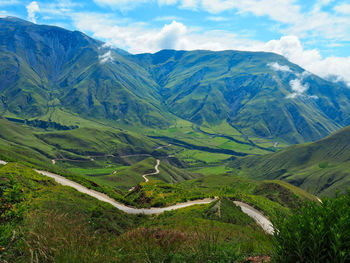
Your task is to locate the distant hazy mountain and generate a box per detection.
[1,17,350,143]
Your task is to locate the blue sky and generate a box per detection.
[1,0,350,84]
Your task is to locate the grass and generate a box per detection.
[89,157,157,191]
[187,165,234,176]
[0,163,145,262]
[144,120,278,162]
[177,149,232,163]
[0,117,267,195]
[0,162,279,262]
[230,125,350,196]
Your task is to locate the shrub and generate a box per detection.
[0,173,26,260]
[272,192,350,263]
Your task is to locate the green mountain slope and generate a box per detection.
[0,17,171,128]
[133,49,350,143]
[0,117,155,163]
[230,125,350,196]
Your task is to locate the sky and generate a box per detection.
[0,0,350,85]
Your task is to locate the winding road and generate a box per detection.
[234,201,274,235]
[35,170,215,215]
[142,159,160,182]
[0,159,274,233]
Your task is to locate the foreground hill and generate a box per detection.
[1,17,350,144]
[0,162,317,262]
[230,125,350,196]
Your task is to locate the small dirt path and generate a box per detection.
[142,159,160,182]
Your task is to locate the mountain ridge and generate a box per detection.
[1,17,350,144]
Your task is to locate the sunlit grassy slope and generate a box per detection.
[1,162,281,262]
[230,125,350,196]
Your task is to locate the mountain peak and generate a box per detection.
[0,16,33,24]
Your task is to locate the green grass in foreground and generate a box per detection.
[1,162,276,262]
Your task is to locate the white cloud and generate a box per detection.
[268,62,291,73]
[263,36,350,86]
[36,0,81,18]
[201,0,301,24]
[72,13,350,87]
[159,0,177,4]
[206,16,230,22]
[95,0,350,41]
[287,74,312,99]
[92,0,202,10]
[266,60,314,98]
[74,15,188,52]
[99,50,114,63]
[0,0,19,6]
[117,0,302,23]
[154,16,180,22]
[334,3,350,15]
[93,0,150,10]
[180,0,200,9]
[26,1,39,23]
[199,1,350,41]
[73,14,261,53]
[287,78,309,98]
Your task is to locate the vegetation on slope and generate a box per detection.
[273,192,350,262]
[2,17,350,144]
[133,49,350,143]
[230,125,350,196]
[0,117,273,195]
[125,173,317,215]
[0,163,142,262]
[1,162,278,262]
[0,17,172,129]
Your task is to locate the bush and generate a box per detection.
[0,173,26,260]
[272,192,350,263]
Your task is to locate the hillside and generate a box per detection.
[230,125,350,196]
[0,17,171,128]
[0,162,316,262]
[133,49,350,143]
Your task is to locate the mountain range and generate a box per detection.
[1,17,350,144]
